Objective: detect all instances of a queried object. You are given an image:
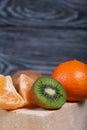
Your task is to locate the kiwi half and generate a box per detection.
[31,76,66,109]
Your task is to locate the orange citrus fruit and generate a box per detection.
[51,60,87,101]
[18,74,33,105]
[0,75,26,110]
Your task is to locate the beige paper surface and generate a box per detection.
[0,100,87,130]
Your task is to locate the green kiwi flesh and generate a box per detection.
[31,76,66,109]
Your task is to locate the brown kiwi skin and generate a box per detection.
[12,70,42,91]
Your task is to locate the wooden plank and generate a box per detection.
[0,28,87,76]
[0,0,87,28]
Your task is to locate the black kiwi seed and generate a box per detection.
[31,76,66,110]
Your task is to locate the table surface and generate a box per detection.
[0,0,87,76]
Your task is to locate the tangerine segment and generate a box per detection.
[18,74,33,104]
[12,70,42,91]
[0,75,6,93]
[0,75,26,110]
[51,60,87,101]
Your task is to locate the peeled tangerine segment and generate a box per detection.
[18,74,33,104]
[0,75,26,110]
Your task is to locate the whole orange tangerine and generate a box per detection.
[51,60,87,101]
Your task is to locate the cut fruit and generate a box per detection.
[30,76,66,110]
[18,74,33,105]
[0,75,26,110]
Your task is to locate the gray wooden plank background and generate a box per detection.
[0,0,87,28]
[0,0,87,76]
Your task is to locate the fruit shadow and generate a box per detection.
[67,99,86,107]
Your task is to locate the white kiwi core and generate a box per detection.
[44,88,56,96]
